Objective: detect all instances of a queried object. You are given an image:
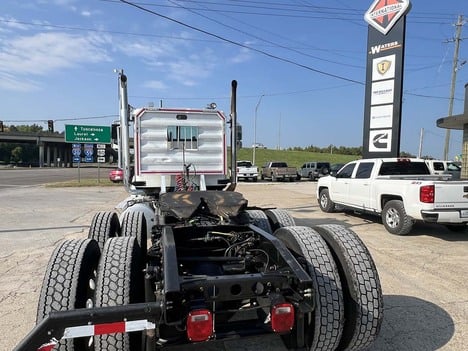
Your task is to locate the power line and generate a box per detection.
[117,0,364,85]
[3,115,118,123]
[0,18,219,43]
[1,7,462,101]
[167,0,364,69]
[105,0,464,22]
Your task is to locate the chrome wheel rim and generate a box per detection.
[386,208,400,228]
[320,194,328,209]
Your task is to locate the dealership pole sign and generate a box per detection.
[362,0,411,158]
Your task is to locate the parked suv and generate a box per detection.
[299,161,331,181]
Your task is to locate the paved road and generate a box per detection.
[1,181,467,351]
[0,166,113,189]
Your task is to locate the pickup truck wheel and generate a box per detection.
[37,239,100,351]
[319,189,335,213]
[121,211,147,259]
[245,209,273,233]
[265,208,295,231]
[382,200,413,235]
[95,236,144,351]
[275,226,344,351]
[313,224,384,351]
[88,211,120,251]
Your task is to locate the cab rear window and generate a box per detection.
[379,161,430,175]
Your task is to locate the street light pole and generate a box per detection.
[253,94,264,165]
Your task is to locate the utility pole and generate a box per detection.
[252,94,264,165]
[277,113,281,150]
[443,15,464,160]
[418,128,424,158]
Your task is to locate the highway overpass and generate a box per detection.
[0,132,133,167]
[0,132,73,167]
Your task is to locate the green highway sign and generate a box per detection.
[65,124,111,143]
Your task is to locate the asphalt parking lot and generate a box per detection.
[1,181,467,351]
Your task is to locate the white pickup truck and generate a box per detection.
[317,158,468,235]
[236,160,259,182]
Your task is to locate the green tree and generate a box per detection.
[11,146,23,164]
[11,124,44,133]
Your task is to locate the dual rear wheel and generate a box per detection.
[246,207,383,350]
[277,224,383,351]
[37,210,148,351]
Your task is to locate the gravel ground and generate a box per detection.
[1,182,467,351]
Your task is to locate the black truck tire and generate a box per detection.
[94,236,144,351]
[313,224,384,351]
[121,210,147,256]
[265,208,295,231]
[88,211,120,251]
[275,226,344,351]
[318,188,335,213]
[245,209,273,233]
[37,239,100,351]
[382,199,413,235]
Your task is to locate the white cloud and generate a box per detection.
[0,31,112,91]
[230,46,253,64]
[0,72,40,92]
[37,0,77,6]
[113,37,219,86]
[143,80,168,90]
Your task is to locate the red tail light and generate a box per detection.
[420,185,435,203]
[186,309,213,342]
[271,303,295,333]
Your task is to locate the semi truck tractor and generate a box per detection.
[15,75,383,351]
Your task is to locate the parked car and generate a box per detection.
[108,168,123,182]
[298,162,331,181]
[252,143,267,149]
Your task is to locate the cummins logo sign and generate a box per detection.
[365,0,411,35]
[369,130,392,152]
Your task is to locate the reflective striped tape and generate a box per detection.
[36,320,155,350]
[62,319,156,339]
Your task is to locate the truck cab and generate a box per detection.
[131,108,229,191]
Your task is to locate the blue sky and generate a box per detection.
[1,0,467,160]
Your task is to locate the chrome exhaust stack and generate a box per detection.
[230,80,238,188]
[117,70,132,193]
